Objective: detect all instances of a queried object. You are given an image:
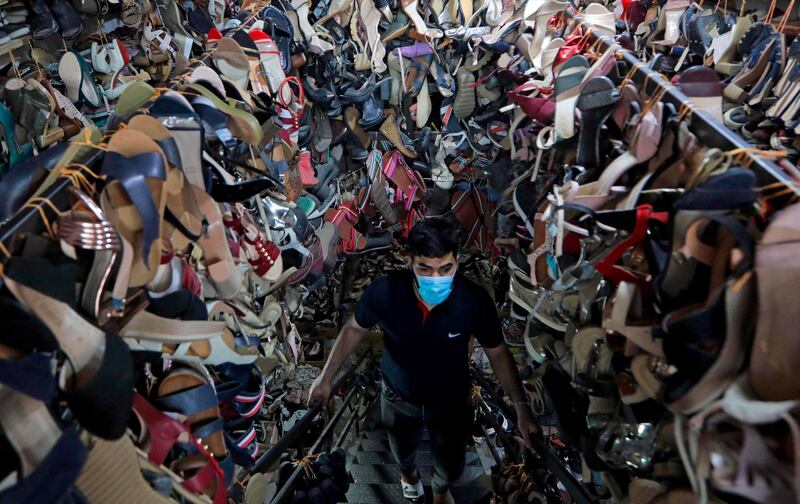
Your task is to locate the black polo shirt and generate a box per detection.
[354,270,503,405]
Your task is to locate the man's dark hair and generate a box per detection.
[407,216,463,258]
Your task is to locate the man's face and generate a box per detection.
[411,252,457,277]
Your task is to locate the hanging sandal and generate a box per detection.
[131,392,227,503]
[0,351,88,503]
[121,310,260,365]
[58,50,104,108]
[400,0,443,39]
[379,110,417,158]
[99,128,179,288]
[3,261,134,440]
[55,186,127,321]
[382,149,425,211]
[553,54,589,141]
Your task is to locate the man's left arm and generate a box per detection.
[484,343,541,448]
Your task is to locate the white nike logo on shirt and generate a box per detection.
[448,332,460,339]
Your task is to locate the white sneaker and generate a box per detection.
[400,476,424,502]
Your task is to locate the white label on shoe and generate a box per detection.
[448,332,461,339]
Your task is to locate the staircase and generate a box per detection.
[345,428,494,503]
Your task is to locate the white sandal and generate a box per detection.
[120,310,260,365]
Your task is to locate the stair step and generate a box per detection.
[353,450,481,467]
[345,483,408,504]
[359,438,432,453]
[363,429,430,442]
[345,479,492,504]
[348,462,487,486]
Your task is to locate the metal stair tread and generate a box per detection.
[345,479,492,504]
[348,462,487,486]
[359,438,433,453]
[353,450,481,467]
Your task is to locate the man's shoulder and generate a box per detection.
[455,274,493,305]
[365,270,411,294]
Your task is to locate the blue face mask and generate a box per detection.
[414,272,455,305]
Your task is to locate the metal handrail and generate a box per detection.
[249,350,372,475]
[268,383,371,504]
[470,369,595,504]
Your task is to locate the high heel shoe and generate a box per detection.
[291,0,335,53]
[315,0,353,26]
[507,83,555,125]
[90,41,112,74]
[58,50,104,108]
[90,39,129,75]
[262,196,298,230]
[301,74,342,117]
[401,0,443,39]
[379,111,417,158]
[341,74,389,103]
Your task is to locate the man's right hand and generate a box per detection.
[307,376,332,407]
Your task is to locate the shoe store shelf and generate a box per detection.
[0,6,268,295]
[566,8,800,196]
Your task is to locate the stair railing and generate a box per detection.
[471,368,596,504]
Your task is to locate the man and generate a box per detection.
[309,217,539,504]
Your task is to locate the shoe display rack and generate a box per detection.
[567,8,799,192]
[0,0,800,503]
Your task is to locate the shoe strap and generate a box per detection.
[101,151,167,268]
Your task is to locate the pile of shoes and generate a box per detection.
[275,448,351,503]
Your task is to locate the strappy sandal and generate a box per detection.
[99,129,181,288]
[125,114,206,246]
[131,391,227,503]
[3,261,134,440]
[0,349,88,502]
[55,186,126,321]
[194,184,244,299]
[366,148,400,228]
[275,76,306,138]
[142,20,176,64]
[382,149,425,211]
[121,309,260,365]
[325,201,368,254]
[186,82,263,146]
[224,204,284,282]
